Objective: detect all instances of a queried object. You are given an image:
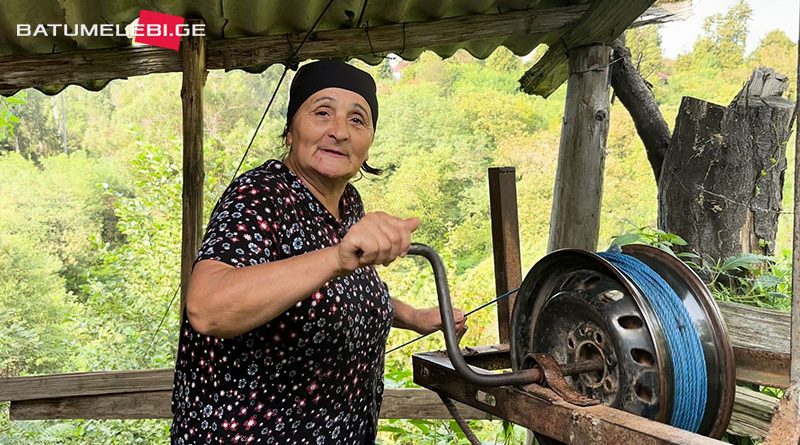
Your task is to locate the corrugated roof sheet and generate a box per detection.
[0,0,686,96]
[1,0,568,58]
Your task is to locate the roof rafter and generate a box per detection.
[519,0,659,97]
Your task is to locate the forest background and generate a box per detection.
[0,1,797,443]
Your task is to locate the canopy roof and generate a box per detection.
[0,0,688,97]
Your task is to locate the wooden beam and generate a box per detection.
[11,391,171,421]
[720,301,790,388]
[0,369,173,401]
[0,5,589,96]
[547,44,611,252]
[488,167,522,344]
[730,385,780,439]
[9,388,493,421]
[415,352,725,445]
[6,385,777,440]
[519,0,655,97]
[179,21,207,317]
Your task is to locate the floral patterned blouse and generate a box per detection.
[171,160,394,445]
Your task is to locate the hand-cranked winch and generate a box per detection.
[407,242,735,441]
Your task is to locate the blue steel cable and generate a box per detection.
[599,251,707,433]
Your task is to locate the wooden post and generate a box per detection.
[762,20,800,445]
[180,20,207,318]
[547,44,611,252]
[789,15,800,385]
[532,43,611,445]
[488,167,522,345]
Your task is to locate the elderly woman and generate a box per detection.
[171,59,466,445]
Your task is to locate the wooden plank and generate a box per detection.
[10,391,171,421]
[379,388,493,420]
[0,5,589,96]
[719,301,791,388]
[729,385,779,439]
[180,21,207,316]
[10,388,493,421]
[791,25,800,385]
[519,0,655,97]
[547,44,611,252]
[0,369,173,401]
[415,352,728,445]
[488,167,523,344]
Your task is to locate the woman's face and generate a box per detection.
[286,87,374,183]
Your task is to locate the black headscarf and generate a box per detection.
[286,59,379,130]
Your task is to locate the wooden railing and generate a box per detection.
[0,300,788,439]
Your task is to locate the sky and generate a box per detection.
[660,0,799,59]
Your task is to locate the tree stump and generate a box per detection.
[658,68,795,261]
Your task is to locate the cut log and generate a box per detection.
[658,68,795,260]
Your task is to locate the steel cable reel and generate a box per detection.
[510,244,736,443]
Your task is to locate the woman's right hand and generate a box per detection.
[334,211,420,274]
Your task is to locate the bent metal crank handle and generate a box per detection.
[406,243,602,405]
[406,243,543,387]
[408,243,603,406]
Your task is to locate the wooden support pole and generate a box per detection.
[547,44,612,252]
[488,167,523,345]
[763,18,800,445]
[180,21,207,318]
[791,7,800,386]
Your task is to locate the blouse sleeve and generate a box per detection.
[194,174,281,268]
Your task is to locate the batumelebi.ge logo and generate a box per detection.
[16,10,205,51]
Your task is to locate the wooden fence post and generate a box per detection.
[180,20,207,319]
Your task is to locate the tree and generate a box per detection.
[626,25,664,78]
[749,30,798,98]
[678,0,752,70]
[611,4,792,263]
[0,95,24,148]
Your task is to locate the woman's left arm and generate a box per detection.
[391,298,466,335]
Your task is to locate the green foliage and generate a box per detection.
[0,95,24,144]
[610,225,687,253]
[678,0,752,71]
[626,25,664,77]
[700,251,791,310]
[610,224,792,312]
